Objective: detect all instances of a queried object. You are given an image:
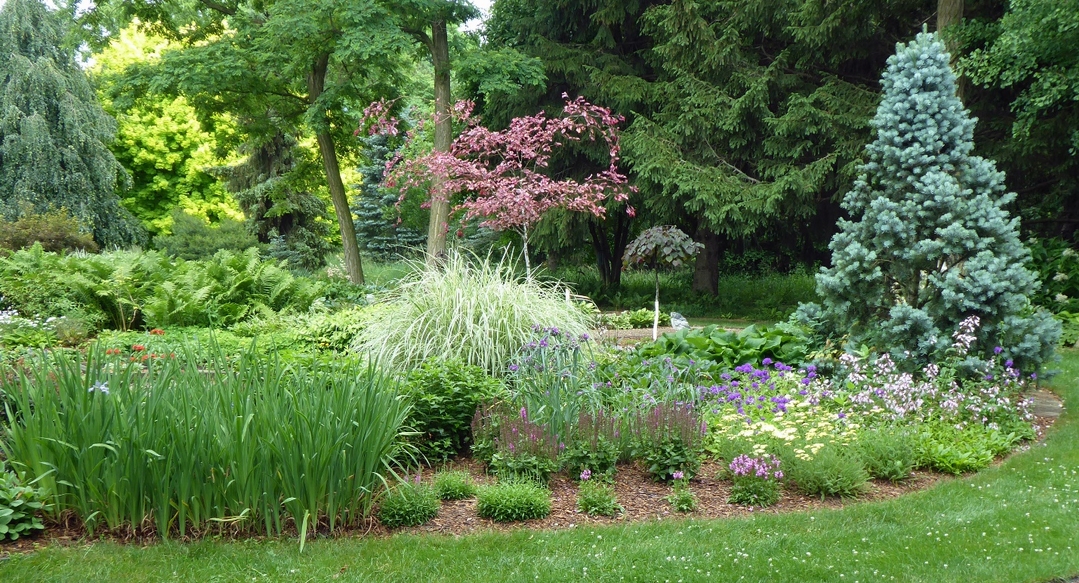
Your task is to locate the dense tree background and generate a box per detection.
[478,0,1077,293]
[4,0,1074,297]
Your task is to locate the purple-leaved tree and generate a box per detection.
[362,94,635,275]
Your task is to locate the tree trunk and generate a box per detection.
[309,53,364,285]
[521,224,532,279]
[692,227,720,295]
[937,0,965,100]
[588,212,631,290]
[426,19,452,264]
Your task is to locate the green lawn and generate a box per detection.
[3,353,1079,582]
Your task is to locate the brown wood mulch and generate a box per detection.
[0,406,1062,557]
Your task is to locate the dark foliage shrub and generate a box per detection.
[404,359,506,462]
[153,210,259,260]
[0,208,98,253]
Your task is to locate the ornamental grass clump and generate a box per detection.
[476,480,551,522]
[432,470,476,501]
[0,344,408,539]
[354,251,590,376]
[377,478,440,528]
[727,454,783,508]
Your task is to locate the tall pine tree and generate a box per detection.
[797,31,1059,370]
[0,0,143,248]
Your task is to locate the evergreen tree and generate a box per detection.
[0,0,143,248]
[797,31,1059,370]
[353,134,424,260]
[217,133,333,271]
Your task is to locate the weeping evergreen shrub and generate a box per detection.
[795,31,1059,371]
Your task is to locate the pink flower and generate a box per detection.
[672,471,684,480]
[580,469,592,481]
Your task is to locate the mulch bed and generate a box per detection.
[398,457,945,538]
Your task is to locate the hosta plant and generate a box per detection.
[0,460,50,541]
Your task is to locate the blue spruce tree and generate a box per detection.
[353,134,423,261]
[796,31,1059,370]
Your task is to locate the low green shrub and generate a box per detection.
[785,446,869,499]
[476,480,551,522]
[576,479,622,517]
[598,309,671,330]
[0,459,50,541]
[152,210,259,261]
[631,323,809,370]
[377,480,440,528]
[556,409,622,481]
[857,426,917,482]
[0,245,324,333]
[403,359,506,462]
[914,423,1025,475]
[432,471,476,501]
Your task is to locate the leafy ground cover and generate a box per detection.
[0,351,1075,581]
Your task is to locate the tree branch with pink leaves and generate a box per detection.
[361,94,635,275]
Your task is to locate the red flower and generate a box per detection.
[105,348,121,356]
[132,344,146,352]
[149,328,165,336]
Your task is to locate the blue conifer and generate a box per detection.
[798,31,1059,370]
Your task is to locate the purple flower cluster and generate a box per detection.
[729,454,783,481]
[827,344,1033,427]
[698,360,821,422]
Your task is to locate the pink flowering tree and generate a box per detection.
[362,94,635,275]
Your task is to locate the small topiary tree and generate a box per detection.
[622,226,702,340]
[795,30,1059,371]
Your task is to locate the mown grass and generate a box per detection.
[2,351,1078,582]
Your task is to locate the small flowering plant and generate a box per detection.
[726,454,783,507]
[819,316,1036,433]
[576,468,623,517]
[508,325,604,441]
[473,403,562,484]
[665,470,697,512]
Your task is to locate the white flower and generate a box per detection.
[1053,272,1069,281]
[1056,293,1069,303]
